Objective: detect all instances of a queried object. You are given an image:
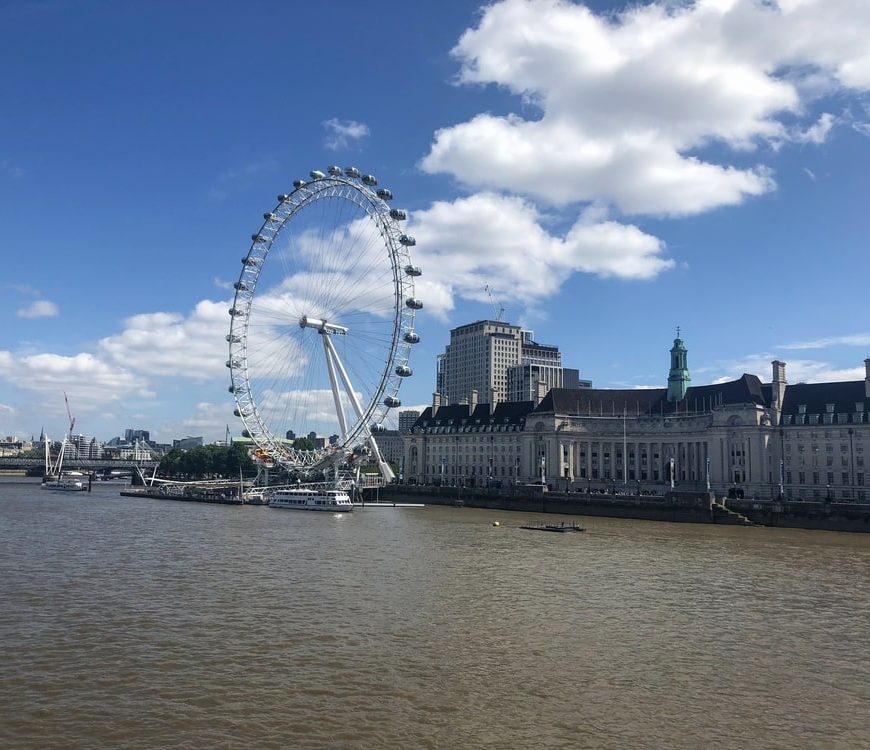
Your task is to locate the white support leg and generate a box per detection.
[322,334,395,483]
[323,334,349,440]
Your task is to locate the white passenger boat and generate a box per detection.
[42,473,87,492]
[268,487,353,512]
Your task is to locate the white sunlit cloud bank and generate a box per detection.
[0,299,234,438]
[408,0,870,322]
[422,0,870,218]
[408,192,671,319]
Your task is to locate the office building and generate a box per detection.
[398,410,421,434]
[437,320,582,406]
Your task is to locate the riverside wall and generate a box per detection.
[382,485,870,533]
[725,498,870,533]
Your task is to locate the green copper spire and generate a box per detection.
[667,327,691,403]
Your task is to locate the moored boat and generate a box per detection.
[268,487,353,512]
[42,473,87,492]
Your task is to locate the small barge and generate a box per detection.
[520,521,585,533]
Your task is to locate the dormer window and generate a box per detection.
[826,403,835,413]
[798,405,807,414]
[857,402,865,413]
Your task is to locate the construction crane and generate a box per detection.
[484,283,505,322]
[64,392,75,435]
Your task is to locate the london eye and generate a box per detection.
[227,166,422,481]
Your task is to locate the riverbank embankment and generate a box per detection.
[381,485,870,533]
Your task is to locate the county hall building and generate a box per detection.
[403,332,869,501]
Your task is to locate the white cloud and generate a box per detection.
[0,351,151,414]
[0,403,15,416]
[701,352,865,385]
[157,402,230,443]
[16,299,58,318]
[408,192,671,317]
[423,114,775,216]
[322,118,370,151]
[99,300,229,381]
[421,0,870,217]
[779,333,870,350]
[793,112,836,144]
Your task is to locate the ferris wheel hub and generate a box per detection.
[299,316,348,335]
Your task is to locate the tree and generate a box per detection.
[293,436,314,452]
[158,443,256,479]
[226,442,256,476]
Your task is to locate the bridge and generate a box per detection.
[0,457,159,471]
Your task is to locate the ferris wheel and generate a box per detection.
[226,166,422,480]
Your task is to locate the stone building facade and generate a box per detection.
[404,337,870,501]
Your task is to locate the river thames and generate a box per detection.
[1,478,868,749]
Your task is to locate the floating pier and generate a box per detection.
[520,521,585,533]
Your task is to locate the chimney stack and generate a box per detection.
[772,360,787,419]
[534,379,548,407]
[865,358,870,398]
[432,392,443,417]
[469,389,478,416]
[490,387,498,416]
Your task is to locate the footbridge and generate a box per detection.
[0,457,159,471]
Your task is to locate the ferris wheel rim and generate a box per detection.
[226,169,419,471]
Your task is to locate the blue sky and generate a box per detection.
[2,0,869,443]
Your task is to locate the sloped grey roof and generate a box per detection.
[414,400,535,428]
[534,374,769,416]
[781,380,868,416]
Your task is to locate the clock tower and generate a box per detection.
[667,328,691,403]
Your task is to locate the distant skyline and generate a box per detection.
[2,0,870,442]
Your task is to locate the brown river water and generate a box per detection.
[1,478,868,749]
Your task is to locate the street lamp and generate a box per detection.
[779,427,785,500]
[849,427,855,499]
[622,408,628,485]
